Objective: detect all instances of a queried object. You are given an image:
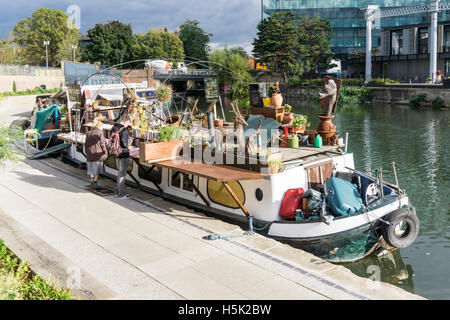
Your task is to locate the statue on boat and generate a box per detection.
[317,76,341,146]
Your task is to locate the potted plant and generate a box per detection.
[270,82,283,108]
[139,126,183,162]
[282,104,294,124]
[268,159,282,175]
[293,115,310,134]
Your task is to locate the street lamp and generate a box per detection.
[43,41,50,69]
[72,45,77,61]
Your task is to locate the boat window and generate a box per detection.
[170,170,194,192]
[171,171,182,189]
[207,180,245,209]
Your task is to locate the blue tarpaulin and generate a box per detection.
[34,105,62,132]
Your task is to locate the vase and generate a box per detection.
[268,165,280,175]
[282,112,294,125]
[271,93,283,108]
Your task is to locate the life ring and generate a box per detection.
[382,208,419,248]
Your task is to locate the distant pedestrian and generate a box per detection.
[110,114,134,199]
[85,117,108,191]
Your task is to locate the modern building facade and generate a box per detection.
[263,0,450,80]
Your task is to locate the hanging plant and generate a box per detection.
[156,84,173,104]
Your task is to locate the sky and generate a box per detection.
[0,0,262,54]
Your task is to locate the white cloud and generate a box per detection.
[0,0,261,54]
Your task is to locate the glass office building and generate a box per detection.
[263,0,450,55]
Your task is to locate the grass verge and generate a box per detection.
[0,239,74,300]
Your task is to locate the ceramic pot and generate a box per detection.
[214,119,224,128]
[268,165,279,175]
[294,124,306,134]
[282,112,294,125]
[271,93,283,108]
[317,115,336,139]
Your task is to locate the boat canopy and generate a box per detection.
[34,104,63,132]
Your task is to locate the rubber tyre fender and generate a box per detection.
[382,208,419,249]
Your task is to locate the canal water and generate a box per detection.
[188,96,449,299]
[287,100,449,300]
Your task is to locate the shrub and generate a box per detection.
[339,86,372,104]
[12,81,16,93]
[432,96,445,109]
[409,94,427,108]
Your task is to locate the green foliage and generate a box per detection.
[0,240,73,300]
[432,96,444,109]
[209,48,253,101]
[409,94,427,108]
[0,125,23,165]
[284,104,293,113]
[178,19,211,63]
[339,86,373,105]
[12,81,16,93]
[253,12,299,80]
[1,86,59,97]
[132,28,185,62]
[0,37,25,65]
[13,8,81,67]
[85,20,134,66]
[253,13,333,80]
[158,126,182,142]
[296,16,334,78]
[368,78,400,85]
[268,159,282,167]
[293,115,310,129]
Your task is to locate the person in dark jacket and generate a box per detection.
[85,117,108,190]
[111,115,134,199]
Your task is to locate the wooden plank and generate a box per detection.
[280,146,339,162]
[154,160,265,182]
[222,182,250,217]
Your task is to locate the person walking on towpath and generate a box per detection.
[110,114,135,199]
[85,117,108,191]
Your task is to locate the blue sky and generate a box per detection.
[0,0,261,53]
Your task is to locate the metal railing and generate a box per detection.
[0,64,64,76]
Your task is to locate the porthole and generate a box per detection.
[255,188,263,201]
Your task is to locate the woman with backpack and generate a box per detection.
[85,117,108,191]
[110,114,134,199]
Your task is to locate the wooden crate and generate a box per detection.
[139,140,183,163]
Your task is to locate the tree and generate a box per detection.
[253,12,334,81]
[252,12,299,82]
[132,28,185,62]
[209,48,253,101]
[12,8,80,66]
[85,21,134,66]
[178,19,211,63]
[0,36,24,65]
[297,17,334,78]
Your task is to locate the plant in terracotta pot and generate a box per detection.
[268,159,282,175]
[293,115,310,133]
[270,82,283,108]
[282,104,294,124]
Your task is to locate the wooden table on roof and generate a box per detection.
[154,160,266,217]
[250,106,285,122]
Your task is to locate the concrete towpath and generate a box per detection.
[0,95,424,300]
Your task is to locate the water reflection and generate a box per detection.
[345,249,415,294]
